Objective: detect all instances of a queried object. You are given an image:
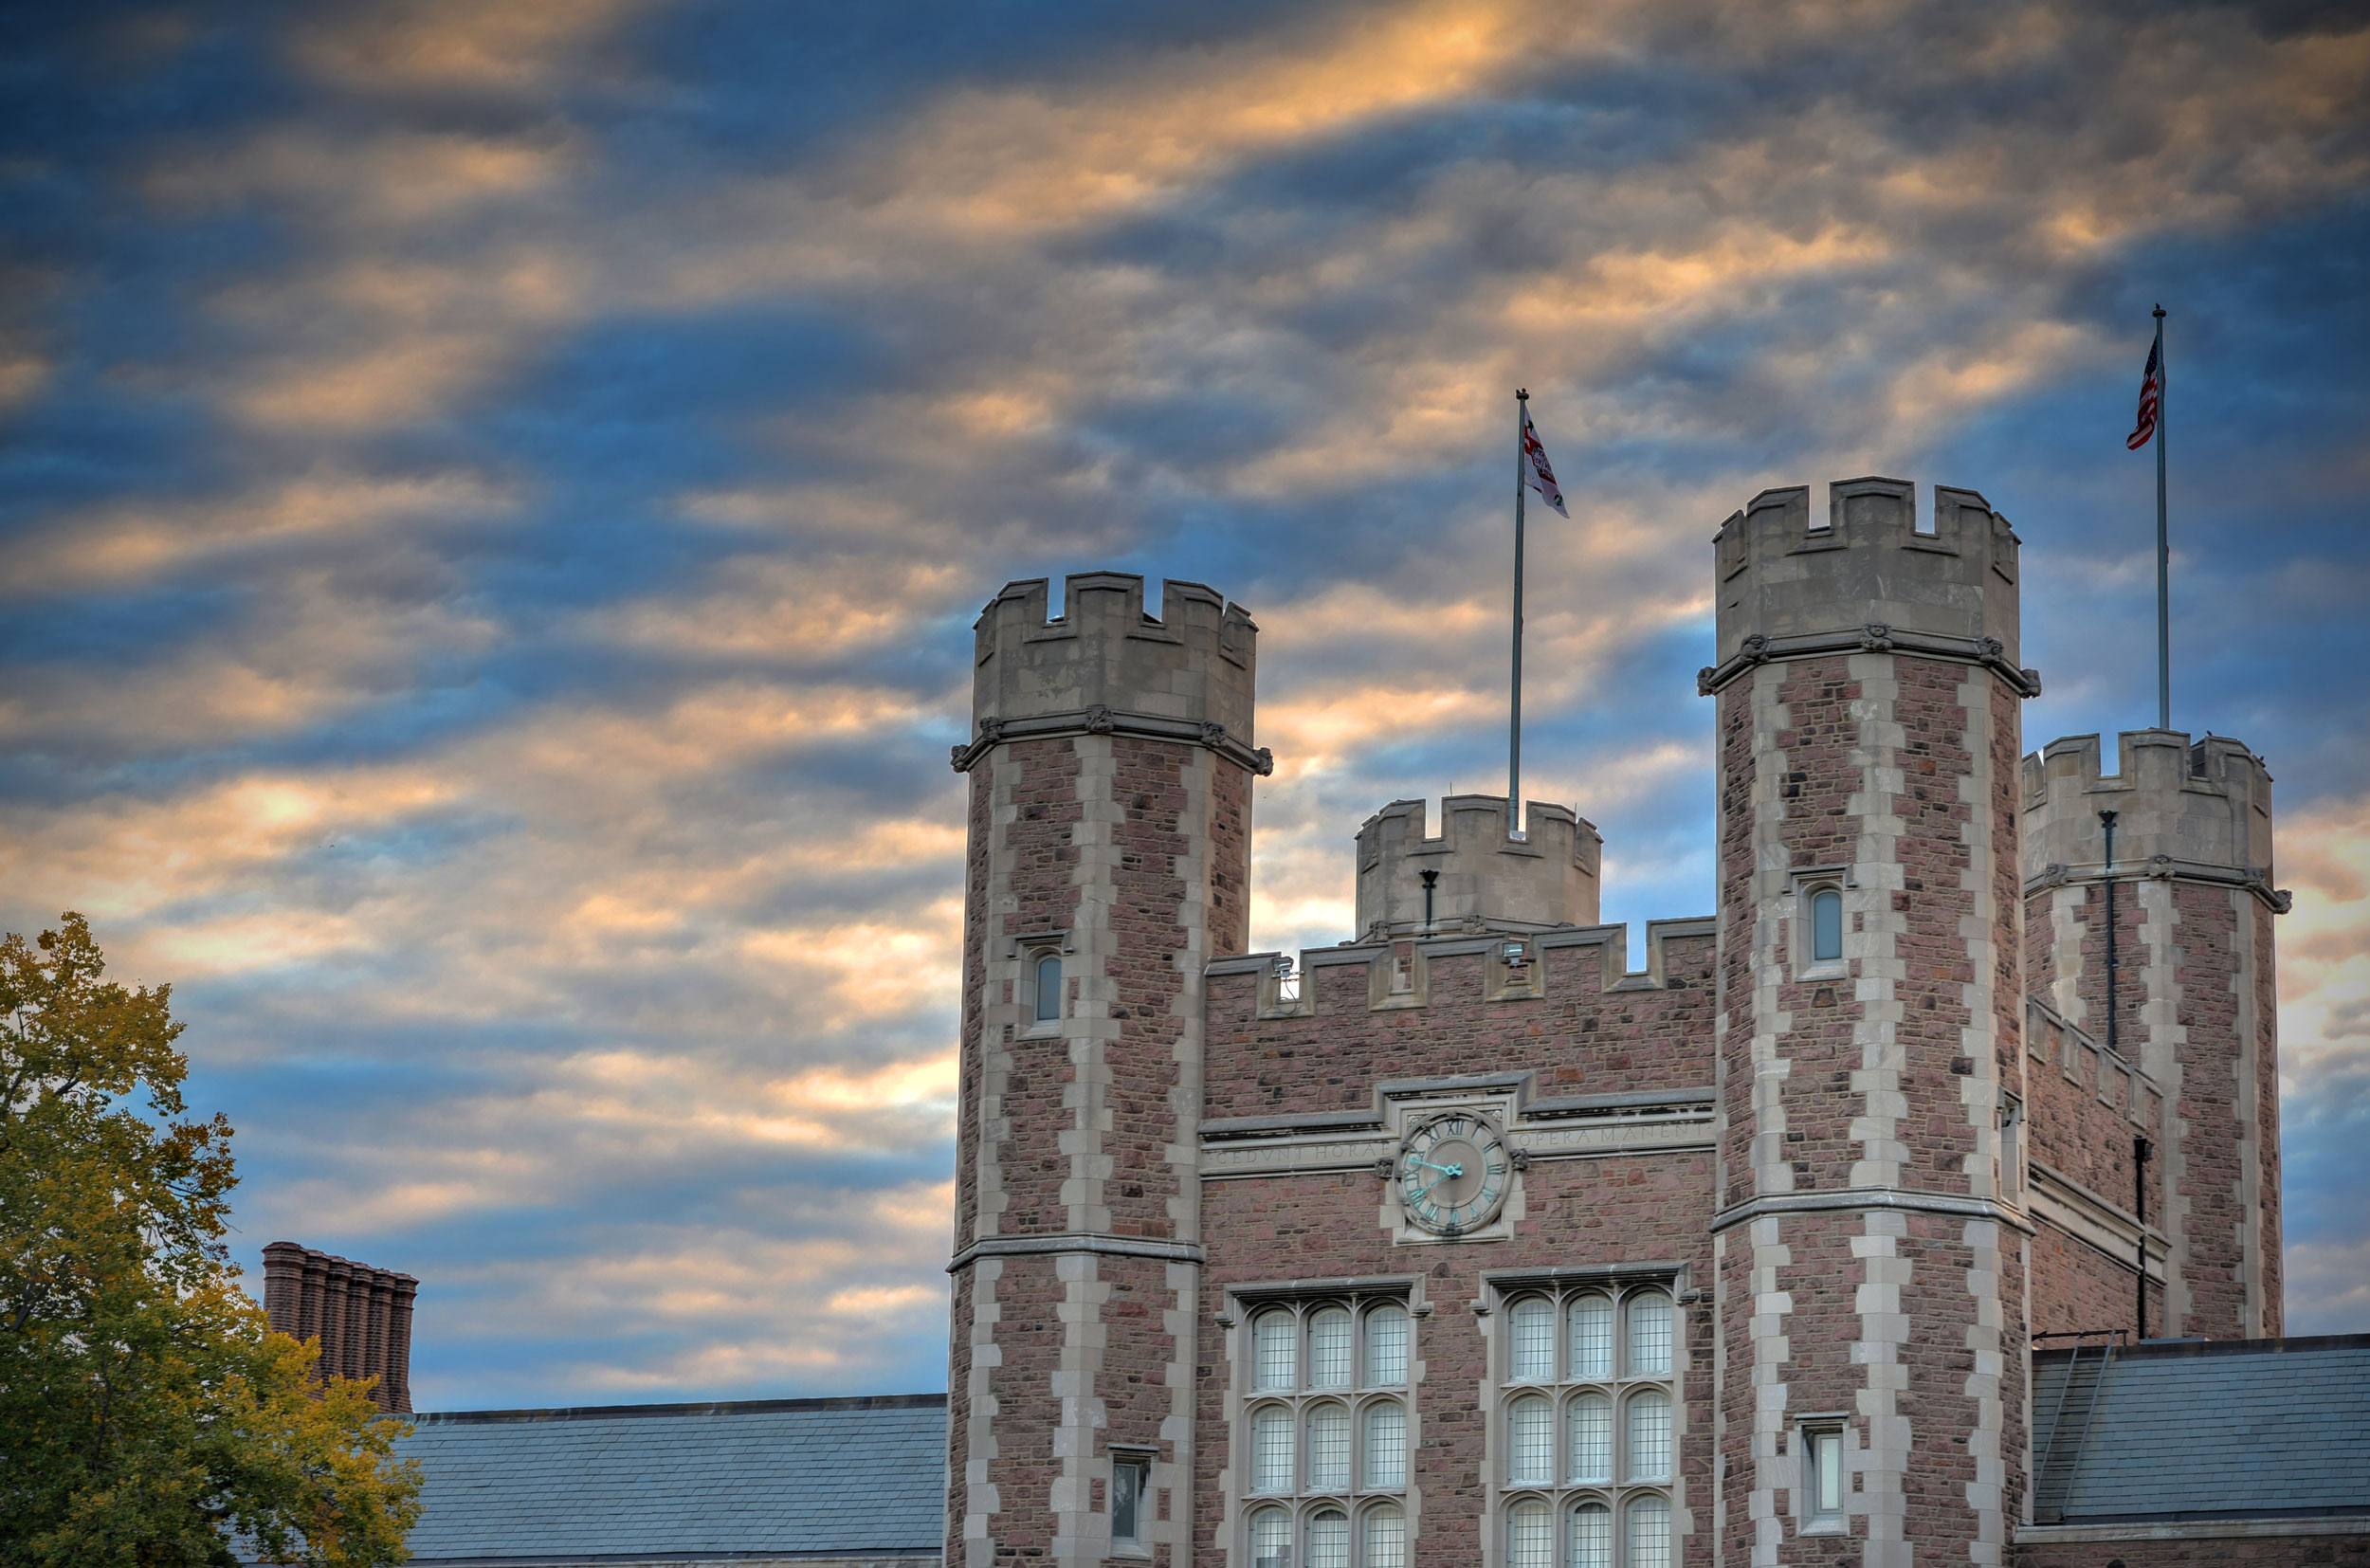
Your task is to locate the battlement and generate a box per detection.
[2022,729,2283,904]
[957,571,1266,774]
[1704,477,2034,691]
[1354,794,1601,939]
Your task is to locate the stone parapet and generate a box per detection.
[1703,475,2036,685]
[1353,794,1600,938]
[2022,730,2285,908]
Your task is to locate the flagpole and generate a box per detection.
[1510,389,1527,835]
[2153,304,2170,731]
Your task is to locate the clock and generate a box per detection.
[1396,1111,1512,1236]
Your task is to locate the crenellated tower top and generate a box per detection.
[1699,476,2039,697]
[1354,794,1600,939]
[2023,729,2288,911]
[953,571,1269,776]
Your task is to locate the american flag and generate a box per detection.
[1521,408,1568,516]
[2126,337,2160,450]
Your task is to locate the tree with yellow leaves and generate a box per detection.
[0,913,420,1566]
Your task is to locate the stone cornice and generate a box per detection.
[946,1233,1205,1272]
[2024,855,2292,913]
[951,706,1274,775]
[1711,1186,2037,1236]
[1696,624,2042,699]
[2028,1160,2168,1279]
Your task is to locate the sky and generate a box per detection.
[2,0,2366,1411]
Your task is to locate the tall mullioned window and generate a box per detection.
[1240,1294,1413,1568]
[1496,1282,1679,1568]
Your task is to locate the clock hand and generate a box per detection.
[1406,1158,1466,1177]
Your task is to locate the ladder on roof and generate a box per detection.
[2031,1330,2120,1524]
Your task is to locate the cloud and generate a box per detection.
[289,0,650,95]
[0,466,518,596]
[2,0,2365,1406]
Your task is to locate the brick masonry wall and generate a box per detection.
[2250,901,2284,1337]
[1105,738,1191,1244]
[2062,883,2149,1052]
[979,737,1085,1243]
[1991,682,2028,1086]
[1198,921,1718,1564]
[1195,1154,1719,1567]
[1205,936,1717,1117]
[1715,651,2027,1567]
[2026,1061,2142,1208]
[948,736,1089,1567]
[2028,1223,2159,1340]
[955,760,993,1249]
[949,720,1252,1568]
[2165,880,2249,1340]
[1209,758,1250,957]
[2020,865,2285,1342]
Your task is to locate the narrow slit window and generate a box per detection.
[1110,1455,1147,1544]
[1811,888,1844,963]
[1999,1095,2025,1204]
[1033,953,1063,1022]
[1805,1425,1847,1523]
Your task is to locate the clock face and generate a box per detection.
[1397,1112,1511,1236]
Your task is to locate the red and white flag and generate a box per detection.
[1522,407,1568,516]
[2126,337,2160,450]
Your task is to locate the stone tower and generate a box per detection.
[945,572,1268,1568]
[1353,793,1602,939]
[2022,729,2288,1340]
[1700,478,2040,1565]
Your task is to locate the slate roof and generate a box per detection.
[2033,1334,2370,1523]
[392,1392,947,1564]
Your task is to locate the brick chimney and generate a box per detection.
[261,1242,417,1413]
